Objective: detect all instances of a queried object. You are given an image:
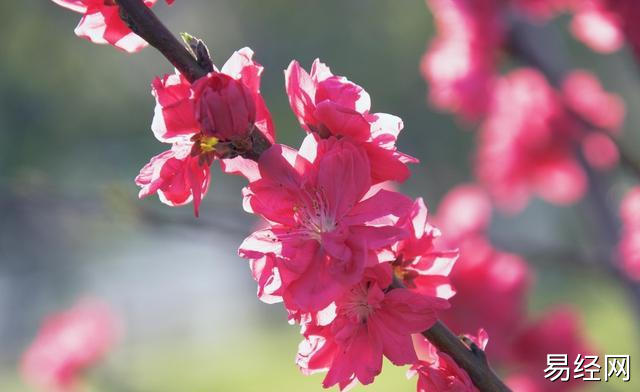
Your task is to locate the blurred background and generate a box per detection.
[1,0,640,390]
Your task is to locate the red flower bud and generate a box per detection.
[194,72,257,140]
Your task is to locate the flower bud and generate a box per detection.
[194,72,257,140]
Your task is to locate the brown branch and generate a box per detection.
[115,0,207,83]
[391,280,510,392]
[423,321,511,392]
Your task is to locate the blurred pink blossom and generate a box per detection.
[562,70,625,131]
[570,2,624,53]
[619,187,640,281]
[21,300,120,392]
[434,184,532,361]
[475,69,587,211]
[512,307,596,392]
[421,0,502,119]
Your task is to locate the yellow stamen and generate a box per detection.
[199,136,219,153]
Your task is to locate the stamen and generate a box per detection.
[199,136,219,153]
[293,186,337,240]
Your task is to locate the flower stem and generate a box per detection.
[390,279,510,391]
[423,321,511,392]
[115,0,207,83]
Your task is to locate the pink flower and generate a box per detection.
[569,0,640,62]
[618,227,640,281]
[50,0,161,53]
[138,48,274,215]
[285,60,417,183]
[392,198,458,300]
[239,135,412,312]
[562,70,625,131]
[505,374,545,392]
[475,69,587,212]
[421,0,502,119]
[569,0,624,54]
[21,300,119,392]
[135,140,212,217]
[619,229,640,281]
[434,184,531,361]
[433,184,492,243]
[151,48,274,144]
[442,245,530,361]
[297,268,448,390]
[619,187,640,281]
[512,307,596,392]
[150,71,200,143]
[620,186,640,226]
[599,0,640,61]
[408,331,488,392]
[193,73,257,141]
[580,132,619,170]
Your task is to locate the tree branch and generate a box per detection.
[115,0,207,83]
[423,321,511,392]
[391,279,510,392]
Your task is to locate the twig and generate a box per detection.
[423,321,510,392]
[391,279,510,392]
[115,0,207,83]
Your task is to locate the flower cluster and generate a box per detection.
[238,60,463,390]
[427,184,595,391]
[475,68,623,211]
[421,0,503,119]
[50,2,469,388]
[422,0,626,212]
[47,1,628,391]
[419,0,635,389]
[136,48,275,216]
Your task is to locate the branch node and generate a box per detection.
[461,335,488,364]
